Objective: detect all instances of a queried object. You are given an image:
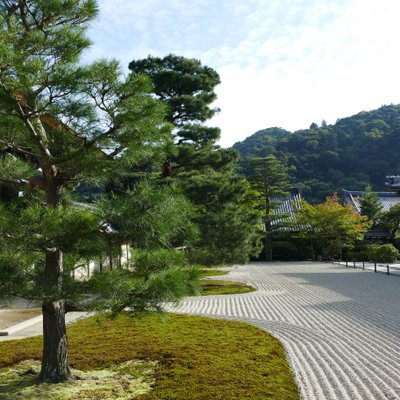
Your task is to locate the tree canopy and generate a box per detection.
[129,54,220,126]
[240,155,290,261]
[297,194,370,259]
[0,0,197,383]
[129,54,262,264]
[359,185,383,226]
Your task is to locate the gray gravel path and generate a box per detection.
[170,261,400,400]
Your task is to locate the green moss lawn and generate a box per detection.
[0,313,299,400]
[200,269,256,295]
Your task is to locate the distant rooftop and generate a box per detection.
[343,189,400,213]
[343,175,400,213]
[271,188,303,232]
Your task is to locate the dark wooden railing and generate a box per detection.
[335,260,400,276]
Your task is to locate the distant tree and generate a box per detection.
[0,1,197,383]
[233,104,400,202]
[297,194,370,259]
[128,54,229,176]
[359,185,383,226]
[181,169,263,265]
[130,54,261,264]
[241,155,290,261]
[380,203,400,239]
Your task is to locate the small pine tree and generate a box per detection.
[241,155,290,261]
[359,185,383,226]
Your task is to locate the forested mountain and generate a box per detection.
[233,105,400,202]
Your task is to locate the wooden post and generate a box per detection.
[387,265,390,275]
[362,261,365,270]
[374,263,377,273]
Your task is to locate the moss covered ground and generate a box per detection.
[0,313,299,400]
[201,279,256,295]
[200,269,256,295]
[199,269,229,277]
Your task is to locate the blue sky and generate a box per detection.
[85,0,400,147]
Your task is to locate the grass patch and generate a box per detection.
[0,309,42,330]
[0,313,299,400]
[199,269,229,277]
[201,280,256,296]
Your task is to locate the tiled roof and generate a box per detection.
[271,192,303,232]
[342,189,400,213]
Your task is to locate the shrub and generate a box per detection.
[367,244,399,263]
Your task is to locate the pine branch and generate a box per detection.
[0,177,26,186]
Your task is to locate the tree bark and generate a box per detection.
[39,298,70,382]
[39,179,71,382]
[265,233,272,262]
[265,196,273,262]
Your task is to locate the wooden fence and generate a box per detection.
[335,260,400,276]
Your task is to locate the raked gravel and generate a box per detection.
[168,261,400,400]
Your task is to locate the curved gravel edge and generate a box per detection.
[169,262,400,400]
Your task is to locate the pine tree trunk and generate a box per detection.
[265,234,272,262]
[265,196,273,262]
[39,179,71,382]
[39,298,70,382]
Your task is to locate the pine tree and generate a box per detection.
[129,54,261,264]
[359,185,383,226]
[128,54,236,176]
[0,1,196,382]
[180,169,262,264]
[241,155,290,261]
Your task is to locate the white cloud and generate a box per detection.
[86,0,400,147]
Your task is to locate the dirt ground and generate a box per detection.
[0,309,41,330]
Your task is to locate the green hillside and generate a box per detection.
[233,105,400,202]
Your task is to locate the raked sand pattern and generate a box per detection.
[169,262,400,400]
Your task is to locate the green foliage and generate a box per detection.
[0,313,300,400]
[367,244,399,263]
[359,185,383,225]
[182,170,263,265]
[130,54,262,264]
[0,0,198,298]
[0,2,201,381]
[298,194,370,259]
[129,54,220,125]
[96,180,197,249]
[240,155,291,261]
[271,237,314,261]
[88,258,201,313]
[380,203,400,238]
[233,105,400,202]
